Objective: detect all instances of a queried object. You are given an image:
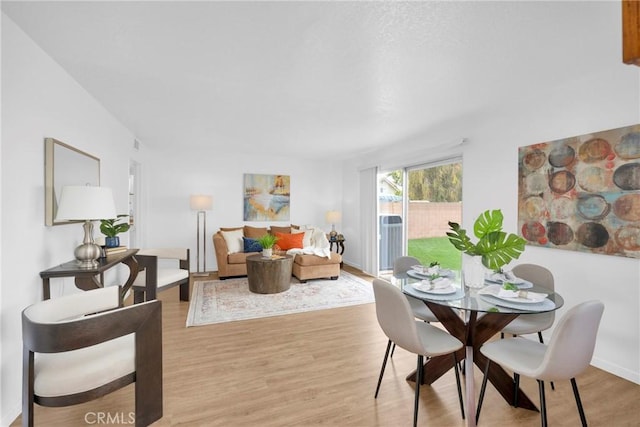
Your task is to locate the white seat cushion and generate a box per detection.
[480,337,546,379]
[502,312,554,335]
[133,269,189,289]
[133,268,189,288]
[34,334,134,397]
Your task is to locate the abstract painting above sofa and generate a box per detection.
[243,174,290,221]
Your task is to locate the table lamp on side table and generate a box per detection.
[190,194,213,277]
[326,210,341,241]
[55,186,117,269]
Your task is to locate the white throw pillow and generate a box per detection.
[292,228,313,247]
[220,229,244,254]
[301,225,323,246]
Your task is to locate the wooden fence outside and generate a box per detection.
[380,201,462,239]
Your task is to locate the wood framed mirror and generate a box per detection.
[45,138,101,226]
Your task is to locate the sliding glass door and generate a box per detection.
[378,160,462,276]
[378,170,404,273]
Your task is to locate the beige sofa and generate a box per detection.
[213,225,342,282]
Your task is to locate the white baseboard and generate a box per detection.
[591,357,640,385]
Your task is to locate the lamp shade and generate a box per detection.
[325,210,341,224]
[190,194,213,211]
[55,186,117,221]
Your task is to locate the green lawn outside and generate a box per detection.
[408,236,462,270]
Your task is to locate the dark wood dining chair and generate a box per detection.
[22,286,163,427]
[131,248,190,303]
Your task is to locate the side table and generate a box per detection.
[246,254,294,294]
[329,236,345,268]
[39,249,140,303]
[329,236,345,255]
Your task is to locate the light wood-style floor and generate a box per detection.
[14,266,640,426]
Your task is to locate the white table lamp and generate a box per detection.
[325,210,341,240]
[190,194,213,275]
[55,186,117,269]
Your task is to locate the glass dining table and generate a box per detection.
[393,269,564,427]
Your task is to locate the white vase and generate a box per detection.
[463,255,486,288]
[262,248,272,258]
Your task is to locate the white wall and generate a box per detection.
[138,145,343,272]
[0,14,139,425]
[341,49,640,383]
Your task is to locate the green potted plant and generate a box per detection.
[100,215,130,248]
[446,209,526,286]
[256,233,278,258]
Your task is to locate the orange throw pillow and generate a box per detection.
[274,232,304,250]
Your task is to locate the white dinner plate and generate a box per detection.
[485,274,533,289]
[411,282,457,295]
[479,294,556,311]
[479,284,547,304]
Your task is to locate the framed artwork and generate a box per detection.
[243,174,290,221]
[518,124,640,258]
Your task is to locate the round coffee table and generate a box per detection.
[246,254,294,294]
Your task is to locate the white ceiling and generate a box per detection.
[2,1,622,160]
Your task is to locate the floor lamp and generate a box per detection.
[190,194,213,276]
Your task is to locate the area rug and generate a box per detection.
[186,271,374,327]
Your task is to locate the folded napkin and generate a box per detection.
[427,266,440,276]
[497,288,548,302]
[488,271,525,284]
[421,277,452,289]
[504,270,518,281]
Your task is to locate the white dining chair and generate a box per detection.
[476,300,604,427]
[372,278,465,427]
[393,256,439,322]
[501,263,557,392]
[391,256,439,357]
[501,264,555,342]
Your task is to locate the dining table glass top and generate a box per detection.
[393,270,564,315]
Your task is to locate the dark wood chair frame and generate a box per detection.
[132,249,190,304]
[22,290,163,427]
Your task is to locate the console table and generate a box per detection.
[39,249,140,302]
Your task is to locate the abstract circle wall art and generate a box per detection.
[517,124,640,259]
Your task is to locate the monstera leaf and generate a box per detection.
[475,231,527,270]
[447,209,527,271]
[446,222,479,256]
[473,209,505,239]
